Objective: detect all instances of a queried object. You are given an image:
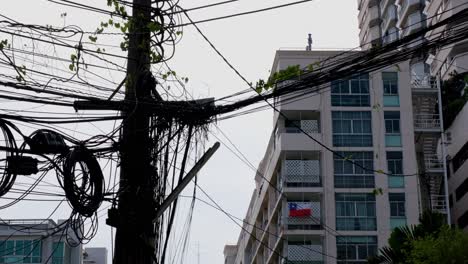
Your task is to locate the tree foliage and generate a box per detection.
[368,211,446,264]
[407,226,468,264]
[441,71,468,129]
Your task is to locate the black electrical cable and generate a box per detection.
[0,119,18,198]
[62,146,104,217]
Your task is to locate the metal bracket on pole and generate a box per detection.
[154,142,220,220]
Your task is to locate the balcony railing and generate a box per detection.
[424,155,444,170]
[411,74,437,89]
[380,0,389,13]
[286,243,324,263]
[414,114,441,130]
[285,120,319,134]
[282,160,321,187]
[382,5,397,32]
[431,195,447,214]
[399,0,408,18]
[284,201,321,228]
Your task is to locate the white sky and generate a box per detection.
[0,1,359,263]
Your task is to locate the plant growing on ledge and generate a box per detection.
[254,62,320,93]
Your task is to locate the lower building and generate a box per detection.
[0,219,82,264]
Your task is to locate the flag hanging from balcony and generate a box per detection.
[288,202,311,217]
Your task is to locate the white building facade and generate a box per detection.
[225,50,421,264]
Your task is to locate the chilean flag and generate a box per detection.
[288,202,312,217]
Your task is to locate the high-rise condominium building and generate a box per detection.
[224,50,421,264]
[225,0,468,263]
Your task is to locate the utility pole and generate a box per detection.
[113,0,155,263]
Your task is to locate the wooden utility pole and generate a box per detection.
[113,0,155,263]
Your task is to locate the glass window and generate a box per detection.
[389,193,406,229]
[387,152,404,188]
[332,111,373,147]
[0,240,41,264]
[331,74,370,107]
[51,242,65,264]
[455,177,468,202]
[337,236,377,264]
[336,193,377,231]
[384,111,401,147]
[285,119,301,133]
[382,72,399,106]
[334,152,374,188]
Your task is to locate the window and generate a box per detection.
[0,240,41,264]
[387,152,404,188]
[336,193,376,231]
[453,140,468,173]
[52,242,64,264]
[285,119,301,133]
[337,236,377,264]
[331,74,370,107]
[332,111,372,147]
[455,177,468,202]
[458,210,468,229]
[389,193,406,229]
[382,72,399,106]
[334,152,374,188]
[384,111,401,147]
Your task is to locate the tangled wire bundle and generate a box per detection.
[0,120,18,197]
[63,146,104,217]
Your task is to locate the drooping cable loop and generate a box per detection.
[62,146,104,217]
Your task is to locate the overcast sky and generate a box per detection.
[1,1,359,263]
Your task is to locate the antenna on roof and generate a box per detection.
[306,33,313,51]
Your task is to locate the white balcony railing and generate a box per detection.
[282,160,321,186]
[414,114,441,130]
[411,74,437,89]
[285,120,319,134]
[424,156,444,170]
[399,0,408,17]
[431,195,447,214]
[286,243,324,263]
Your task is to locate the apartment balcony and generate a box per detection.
[400,12,423,38]
[382,30,399,45]
[442,50,468,80]
[382,5,398,33]
[369,5,381,27]
[280,194,322,232]
[398,0,422,26]
[282,159,321,188]
[380,0,393,15]
[431,194,448,214]
[411,74,437,92]
[284,239,324,264]
[278,115,322,152]
[424,155,444,173]
[413,114,441,132]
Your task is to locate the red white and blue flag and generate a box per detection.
[288,202,312,217]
